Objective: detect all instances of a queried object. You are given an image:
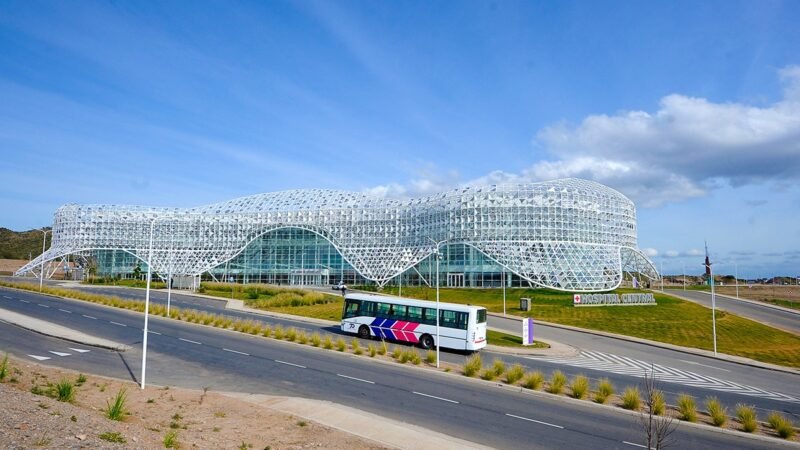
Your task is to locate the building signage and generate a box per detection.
[521,318,535,346]
[573,293,656,306]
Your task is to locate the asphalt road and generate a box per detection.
[0,287,796,449]
[664,289,800,335]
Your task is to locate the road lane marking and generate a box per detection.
[68,348,90,353]
[38,303,50,308]
[179,338,202,345]
[48,351,71,357]
[679,360,730,372]
[148,330,162,335]
[413,391,460,404]
[58,309,72,314]
[2,295,11,299]
[274,360,306,369]
[223,348,250,356]
[336,374,375,384]
[20,299,29,303]
[82,315,97,320]
[505,413,564,429]
[622,441,647,448]
[28,354,51,361]
[109,321,127,327]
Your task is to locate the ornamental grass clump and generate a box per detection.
[547,370,567,394]
[0,353,8,382]
[621,386,641,411]
[285,327,298,342]
[297,330,309,344]
[391,346,403,360]
[677,393,697,422]
[310,333,321,347]
[105,388,127,421]
[768,412,796,439]
[335,337,347,352]
[480,367,497,381]
[569,374,589,399]
[322,336,333,350]
[55,379,75,403]
[491,359,506,378]
[351,339,363,355]
[522,371,544,390]
[377,341,388,356]
[705,397,727,427]
[409,349,422,365]
[368,344,377,357]
[650,389,666,416]
[594,378,614,404]
[735,404,758,433]
[463,354,482,377]
[273,325,285,340]
[425,350,436,365]
[505,364,524,385]
[262,324,273,338]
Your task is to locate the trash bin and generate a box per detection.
[519,297,531,311]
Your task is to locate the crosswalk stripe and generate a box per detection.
[48,351,71,357]
[28,354,51,361]
[68,348,91,353]
[529,350,800,404]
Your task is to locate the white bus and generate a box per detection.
[341,293,487,351]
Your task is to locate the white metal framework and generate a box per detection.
[17,178,659,291]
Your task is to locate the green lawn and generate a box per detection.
[379,286,800,368]
[487,329,549,348]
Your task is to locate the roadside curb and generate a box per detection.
[488,312,800,376]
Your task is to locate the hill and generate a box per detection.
[0,227,51,260]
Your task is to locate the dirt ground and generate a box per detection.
[0,355,386,449]
[714,285,800,306]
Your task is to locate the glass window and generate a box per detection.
[362,301,376,316]
[390,305,407,320]
[477,309,487,324]
[422,308,437,325]
[407,306,423,322]
[376,302,391,318]
[343,300,360,319]
[440,310,458,329]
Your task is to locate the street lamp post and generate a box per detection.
[502,270,506,317]
[708,263,718,356]
[39,229,50,292]
[141,220,156,389]
[427,237,444,368]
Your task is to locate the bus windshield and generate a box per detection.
[477,308,487,324]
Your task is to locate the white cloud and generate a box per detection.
[664,250,680,257]
[642,248,659,257]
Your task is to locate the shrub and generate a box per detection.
[261,324,273,338]
[377,341,388,356]
[163,430,179,448]
[297,330,309,344]
[621,387,641,411]
[285,328,297,341]
[506,364,524,384]
[522,371,544,390]
[335,337,347,352]
[594,378,614,404]
[392,346,403,360]
[677,394,697,422]
[322,336,333,350]
[569,374,589,399]
[651,390,666,416]
[768,412,796,439]
[425,350,436,365]
[311,333,321,347]
[705,397,727,427]
[480,368,497,380]
[735,404,758,433]
[105,388,128,421]
[55,379,75,403]
[99,431,126,443]
[0,353,8,382]
[76,373,87,386]
[368,344,377,357]
[399,349,412,364]
[463,354,482,377]
[547,370,567,394]
[409,349,421,365]
[491,359,506,378]
[351,339,363,355]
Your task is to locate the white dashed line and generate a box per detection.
[48,351,71,357]
[336,374,375,384]
[413,391,460,404]
[109,321,127,327]
[274,360,306,369]
[505,413,564,429]
[82,315,97,320]
[622,441,648,449]
[20,299,30,303]
[179,338,202,345]
[38,303,50,308]
[223,348,250,356]
[58,309,72,314]
[679,360,731,372]
[148,330,162,335]
[2,295,11,299]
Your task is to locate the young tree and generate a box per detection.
[639,365,679,449]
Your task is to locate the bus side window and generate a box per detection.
[422,308,436,325]
[457,311,468,330]
[344,300,360,318]
[391,305,407,321]
[377,302,391,318]
[440,310,458,328]
[362,301,376,316]
[407,306,422,322]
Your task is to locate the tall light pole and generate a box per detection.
[427,237,444,368]
[141,220,155,389]
[660,260,664,291]
[502,269,506,317]
[706,261,718,356]
[735,262,739,299]
[39,229,50,292]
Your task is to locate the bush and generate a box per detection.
[547,370,567,394]
[105,388,127,421]
[273,326,285,340]
[351,339,363,355]
[768,412,796,439]
[55,379,75,403]
[335,337,347,352]
[621,387,641,411]
[0,353,8,382]
[491,359,506,378]
[368,344,377,357]
[392,346,403,360]
[261,324,273,338]
[425,350,436,365]
[163,430,179,448]
[322,336,333,350]
[594,378,614,404]
[480,368,497,381]
[651,390,666,416]
[409,349,421,365]
[463,354,482,377]
[297,331,309,344]
[285,328,297,342]
[735,404,758,433]
[522,371,544,390]
[99,431,126,443]
[677,393,697,422]
[506,364,524,384]
[377,341,388,356]
[76,373,87,386]
[705,397,727,427]
[569,375,589,399]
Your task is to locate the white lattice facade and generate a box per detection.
[17,178,659,292]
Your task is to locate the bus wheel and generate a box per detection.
[358,325,371,340]
[420,334,434,350]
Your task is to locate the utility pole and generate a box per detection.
[141,220,155,389]
[704,242,717,356]
[39,229,50,292]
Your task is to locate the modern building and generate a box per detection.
[17,178,659,292]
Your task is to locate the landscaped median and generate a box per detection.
[1,281,798,444]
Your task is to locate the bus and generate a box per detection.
[341,292,487,351]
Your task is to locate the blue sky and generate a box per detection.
[1,1,799,277]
